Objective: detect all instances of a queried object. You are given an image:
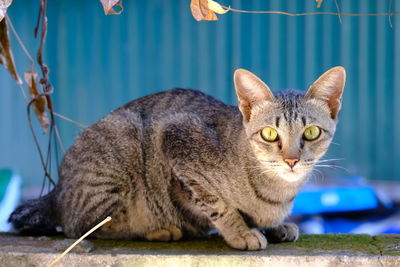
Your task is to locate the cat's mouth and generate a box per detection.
[280,168,306,182]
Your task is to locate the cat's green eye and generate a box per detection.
[303,126,321,141]
[261,127,278,142]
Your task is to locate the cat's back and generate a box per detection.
[118,88,237,123]
[60,89,239,183]
[62,88,238,175]
[66,88,237,160]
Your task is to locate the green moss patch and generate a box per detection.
[2,232,399,256]
[91,235,233,255]
[90,234,400,256]
[279,234,378,254]
[372,234,400,256]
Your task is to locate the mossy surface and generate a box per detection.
[1,233,400,267]
[1,232,399,256]
[372,234,400,256]
[279,234,378,254]
[89,234,400,256]
[91,235,235,255]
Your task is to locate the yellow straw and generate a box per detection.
[47,216,112,267]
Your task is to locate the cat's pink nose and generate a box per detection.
[284,158,299,168]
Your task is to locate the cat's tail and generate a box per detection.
[8,190,58,235]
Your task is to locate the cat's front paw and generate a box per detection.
[225,229,267,250]
[264,223,299,243]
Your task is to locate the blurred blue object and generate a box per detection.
[292,185,379,215]
[298,212,400,235]
[291,176,400,234]
[0,169,21,231]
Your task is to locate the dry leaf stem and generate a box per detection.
[221,5,400,17]
[47,216,112,267]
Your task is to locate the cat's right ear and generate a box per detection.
[234,69,275,123]
[306,66,346,119]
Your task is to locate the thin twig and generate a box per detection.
[44,117,54,185]
[34,0,43,38]
[34,0,58,186]
[54,125,65,153]
[54,125,61,171]
[6,0,64,191]
[1,17,28,99]
[5,15,36,69]
[39,167,47,197]
[333,0,342,24]
[36,0,53,94]
[221,6,400,17]
[40,125,53,196]
[16,81,28,101]
[53,112,87,128]
[27,95,56,185]
[389,0,393,28]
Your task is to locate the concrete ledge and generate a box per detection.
[1,233,399,266]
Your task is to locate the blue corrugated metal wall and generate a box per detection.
[1,0,400,189]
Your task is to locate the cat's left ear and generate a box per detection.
[234,69,275,123]
[306,66,346,119]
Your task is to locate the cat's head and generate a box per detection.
[234,67,346,183]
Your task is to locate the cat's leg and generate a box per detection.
[204,198,267,250]
[159,115,267,250]
[176,174,266,250]
[264,222,299,243]
[58,111,144,239]
[59,182,128,238]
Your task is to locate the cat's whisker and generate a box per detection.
[330,141,341,146]
[307,171,317,182]
[315,168,325,178]
[317,158,344,162]
[309,168,325,182]
[315,164,344,168]
[314,164,350,174]
[321,158,344,162]
[305,158,344,165]
[308,172,318,182]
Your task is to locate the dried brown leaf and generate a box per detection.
[190,0,218,21]
[0,18,21,83]
[100,0,123,15]
[0,0,13,21]
[208,0,229,15]
[25,71,49,133]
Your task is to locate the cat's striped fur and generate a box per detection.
[9,67,345,250]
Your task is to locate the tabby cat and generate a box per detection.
[9,67,345,250]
